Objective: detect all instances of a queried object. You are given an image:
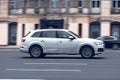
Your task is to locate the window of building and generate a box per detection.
[119,1,120,7]
[35,0,41,8]
[9,0,19,14]
[78,0,82,8]
[50,0,59,8]
[9,0,19,9]
[113,1,116,7]
[25,0,34,8]
[112,0,120,8]
[35,24,39,30]
[92,0,100,8]
[91,0,101,13]
[34,0,41,14]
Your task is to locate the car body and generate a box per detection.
[20,29,104,59]
[96,36,118,48]
[96,36,118,41]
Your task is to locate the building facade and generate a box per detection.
[0,0,120,46]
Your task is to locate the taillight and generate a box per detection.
[21,38,26,42]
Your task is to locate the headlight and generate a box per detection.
[94,42,103,45]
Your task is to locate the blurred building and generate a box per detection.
[0,0,120,46]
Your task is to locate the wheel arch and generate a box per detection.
[79,45,95,54]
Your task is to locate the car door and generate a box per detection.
[39,31,58,53]
[57,31,78,54]
[103,36,114,41]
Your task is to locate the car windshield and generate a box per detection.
[69,31,80,38]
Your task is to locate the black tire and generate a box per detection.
[80,46,94,59]
[29,46,44,58]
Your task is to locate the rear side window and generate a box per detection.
[40,31,56,38]
[31,32,41,37]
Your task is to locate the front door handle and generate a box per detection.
[41,40,44,42]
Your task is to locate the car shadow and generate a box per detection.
[20,56,106,60]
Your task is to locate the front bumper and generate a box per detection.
[97,48,104,52]
[94,45,104,55]
[94,48,104,55]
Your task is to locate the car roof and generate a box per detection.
[31,29,69,32]
[99,36,115,38]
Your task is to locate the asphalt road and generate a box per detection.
[0,49,120,80]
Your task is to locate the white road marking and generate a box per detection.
[6,69,81,72]
[105,50,120,53]
[24,63,87,65]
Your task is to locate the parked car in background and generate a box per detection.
[96,36,119,48]
[20,29,104,59]
[96,36,118,41]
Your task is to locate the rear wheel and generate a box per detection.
[29,46,44,58]
[80,46,94,59]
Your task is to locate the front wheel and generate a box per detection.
[30,46,44,58]
[80,46,94,59]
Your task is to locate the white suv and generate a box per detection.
[20,29,104,59]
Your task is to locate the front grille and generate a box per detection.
[98,48,104,52]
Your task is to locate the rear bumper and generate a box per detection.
[20,46,29,53]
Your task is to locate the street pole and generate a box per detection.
[65,0,69,29]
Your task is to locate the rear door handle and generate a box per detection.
[59,41,62,43]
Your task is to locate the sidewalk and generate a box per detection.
[0,45,20,49]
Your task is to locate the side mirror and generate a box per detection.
[68,36,75,40]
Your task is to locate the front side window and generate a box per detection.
[57,31,72,38]
[40,31,56,38]
[69,31,80,38]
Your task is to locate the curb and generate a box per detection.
[0,46,20,49]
